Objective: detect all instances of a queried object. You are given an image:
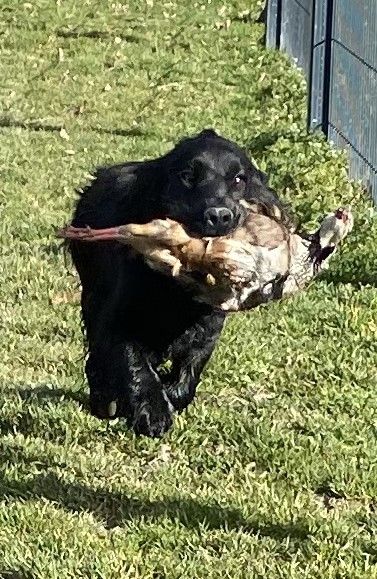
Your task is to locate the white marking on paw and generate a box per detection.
[108,400,117,417]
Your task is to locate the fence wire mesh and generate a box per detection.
[266,0,377,200]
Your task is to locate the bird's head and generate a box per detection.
[334,207,353,227]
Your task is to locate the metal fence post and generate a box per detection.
[309,0,329,132]
[266,0,282,49]
[321,0,334,136]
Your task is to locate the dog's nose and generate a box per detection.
[204,207,234,229]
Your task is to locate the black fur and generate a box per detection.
[69,129,286,437]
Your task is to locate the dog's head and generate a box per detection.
[158,129,287,237]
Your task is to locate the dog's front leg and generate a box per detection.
[161,310,225,412]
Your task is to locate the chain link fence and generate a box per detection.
[266,0,377,201]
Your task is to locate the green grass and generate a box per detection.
[1,1,377,577]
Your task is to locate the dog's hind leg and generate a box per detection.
[87,341,174,438]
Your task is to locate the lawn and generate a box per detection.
[1,0,377,577]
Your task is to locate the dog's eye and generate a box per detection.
[179,170,195,188]
[234,173,246,186]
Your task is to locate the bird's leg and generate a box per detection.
[58,222,191,278]
[58,219,195,250]
[57,225,126,242]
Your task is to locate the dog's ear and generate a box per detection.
[245,167,275,204]
[177,158,207,187]
[245,167,293,226]
[256,168,269,185]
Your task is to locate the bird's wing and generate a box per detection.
[231,212,289,248]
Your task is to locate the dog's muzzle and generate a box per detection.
[203,206,241,236]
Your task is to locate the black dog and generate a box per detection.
[68,129,285,437]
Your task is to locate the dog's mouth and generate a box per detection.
[201,221,238,237]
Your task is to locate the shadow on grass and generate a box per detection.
[0,571,34,579]
[0,115,146,138]
[56,29,140,43]
[247,131,298,155]
[0,468,311,542]
[320,266,377,288]
[0,384,89,440]
[0,440,311,542]
[0,383,85,406]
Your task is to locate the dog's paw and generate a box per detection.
[89,390,125,420]
[132,393,173,438]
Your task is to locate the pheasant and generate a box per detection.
[57,204,353,312]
